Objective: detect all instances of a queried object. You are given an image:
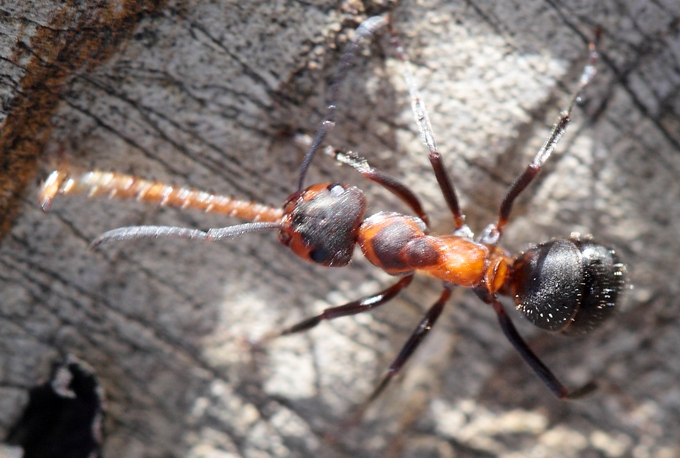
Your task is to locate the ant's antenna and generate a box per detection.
[40,169,285,249]
[40,170,284,221]
[296,15,389,192]
[90,222,282,248]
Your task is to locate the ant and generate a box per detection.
[40,14,625,406]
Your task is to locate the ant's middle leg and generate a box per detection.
[342,284,453,425]
[365,284,452,404]
[387,23,466,231]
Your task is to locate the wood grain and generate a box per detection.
[1,1,679,457]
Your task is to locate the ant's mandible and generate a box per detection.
[40,15,625,403]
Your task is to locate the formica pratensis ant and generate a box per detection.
[40,15,626,407]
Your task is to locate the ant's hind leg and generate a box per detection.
[495,37,600,235]
[486,294,597,399]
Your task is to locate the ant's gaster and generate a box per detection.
[40,15,625,407]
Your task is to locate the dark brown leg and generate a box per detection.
[261,275,414,343]
[341,286,452,427]
[486,294,596,399]
[297,15,390,191]
[387,24,465,230]
[329,149,429,227]
[496,40,599,234]
[365,285,452,403]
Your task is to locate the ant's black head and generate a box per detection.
[279,183,367,267]
[510,237,626,336]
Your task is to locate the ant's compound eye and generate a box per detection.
[511,239,625,335]
[309,248,330,264]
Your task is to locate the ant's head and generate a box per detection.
[279,183,367,267]
[508,236,626,336]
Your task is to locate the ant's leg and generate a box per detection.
[487,295,596,399]
[297,15,390,191]
[364,285,452,404]
[328,148,429,227]
[261,275,414,342]
[496,39,599,234]
[387,24,465,230]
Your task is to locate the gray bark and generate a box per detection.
[1,0,679,457]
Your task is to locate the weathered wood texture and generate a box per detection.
[1,0,679,457]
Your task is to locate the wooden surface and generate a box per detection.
[1,0,680,457]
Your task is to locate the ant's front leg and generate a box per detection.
[257,275,414,345]
[327,148,429,226]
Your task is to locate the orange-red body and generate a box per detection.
[358,212,511,293]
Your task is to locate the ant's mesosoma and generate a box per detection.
[40,15,625,405]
